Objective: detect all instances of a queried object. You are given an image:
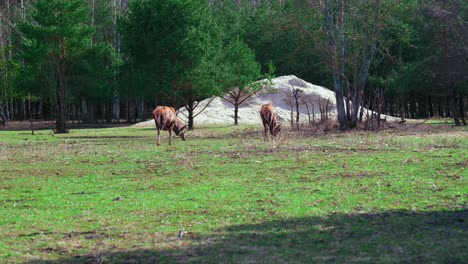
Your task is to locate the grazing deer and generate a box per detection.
[153,106,187,146]
[260,103,281,142]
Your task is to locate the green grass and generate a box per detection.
[0,124,467,263]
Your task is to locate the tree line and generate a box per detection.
[0,0,466,132]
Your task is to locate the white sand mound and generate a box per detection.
[135,75,392,127]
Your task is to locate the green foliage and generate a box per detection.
[1,0,466,122]
[22,0,94,50]
[219,37,264,95]
[72,43,119,101]
[371,0,468,98]
[0,53,20,100]
[18,0,118,105]
[372,0,430,95]
[90,0,114,43]
[120,0,226,102]
[213,1,327,85]
[120,0,264,110]
[19,0,94,96]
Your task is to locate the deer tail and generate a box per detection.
[160,114,166,130]
[154,114,165,130]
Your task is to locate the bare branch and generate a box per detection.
[193,97,216,118]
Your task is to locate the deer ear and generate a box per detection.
[181,125,187,131]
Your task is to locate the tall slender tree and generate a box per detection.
[21,0,93,133]
[221,38,265,125]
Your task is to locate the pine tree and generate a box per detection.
[121,0,259,129]
[21,0,93,133]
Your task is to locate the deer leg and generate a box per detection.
[264,126,269,142]
[262,121,267,142]
[157,129,161,146]
[168,125,173,145]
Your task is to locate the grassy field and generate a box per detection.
[0,123,467,263]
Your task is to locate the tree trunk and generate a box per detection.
[325,99,330,120]
[14,100,18,119]
[319,100,323,121]
[338,0,348,124]
[22,99,26,120]
[295,94,300,130]
[138,100,144,121]
[312,104,315,123]
[81,97,88,123]
[349,0,380,128]
[188,109,194,130]
[106,102,112,123]
[459,92,466,125]
[8,99,13,120]
[359,101,364,122]
[113,90,120,122]
[428,96,434,117]
[0,100,6,125]
[90,103,97,123]
[186,95,195,130]
[436,97,441,117]
[405,100,410,119]
[126,99,130,122]
[445,96,451,118]
[409,98,416,119]
[112,0,121,123]
[28,94,34,135]
[345,96,351,122]
[55,79,68,133]
[38,100,43,120]
[0,7,5,63]
[55,37,68,133]
[399,96,406,121]
[90,0,96,45]
[19,0,25,65]
[290,104,294,127]
[304,101,311,124]
[234,103,239,125]
[417,97,424,118]
[6,0,12,60]
[20,0,25,20]
[70,103,75,124]
[449,87,461,126]
[0,8,6,125]
[324,0,347,129]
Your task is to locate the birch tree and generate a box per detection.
[321,0,382,129]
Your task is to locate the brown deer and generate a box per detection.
[260,103,281,141]
[153,106,187,146]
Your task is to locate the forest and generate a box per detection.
[0,0,467,132]
[1,1,467,262]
